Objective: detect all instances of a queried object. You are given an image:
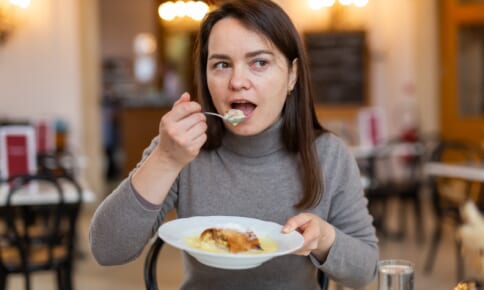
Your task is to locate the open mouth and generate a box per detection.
[230,101,256,117]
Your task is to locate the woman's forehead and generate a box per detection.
[208,18,277,55]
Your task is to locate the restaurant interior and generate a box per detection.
[0,0,483,289]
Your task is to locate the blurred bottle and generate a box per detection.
[396,95,419,143]
[55,119,69,153]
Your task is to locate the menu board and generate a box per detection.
[304,31,367,105]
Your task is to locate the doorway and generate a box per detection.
[439,0,484,148]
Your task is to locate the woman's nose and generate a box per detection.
[228,67,250,90]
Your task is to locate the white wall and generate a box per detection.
[0,0,103,196]
[0,1,82,138]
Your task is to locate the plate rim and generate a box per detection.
[158,215,304,259]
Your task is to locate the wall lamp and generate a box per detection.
[0,0,31,45]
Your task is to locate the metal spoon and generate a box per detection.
[204,109,246,126]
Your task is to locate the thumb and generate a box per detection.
[282,213,311,233]
[173,92,191,107]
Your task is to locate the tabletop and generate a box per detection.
[424,162,484,182]
[350,142,424,159]
[0,180,96,206]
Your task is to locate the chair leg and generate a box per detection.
[424,225,442,273]
[56,268,64,290]
[0,272,7,290]
[57,265,74,290]
[24,272,31,290]
[456,238,465,282]
[395,196,407,240]
[65,266,74,290]
[412,194,424,244]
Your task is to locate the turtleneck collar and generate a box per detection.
[222,118,285,158]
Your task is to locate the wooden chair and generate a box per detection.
[423,140,483,282]
[144,236,329,290]
[0,174,82,290]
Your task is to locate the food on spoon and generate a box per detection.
[224,109,246,126]
[199,224,263,253]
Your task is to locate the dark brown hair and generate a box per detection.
[194,0,328,209]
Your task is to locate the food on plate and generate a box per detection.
[184,223,280,254]
[200,225,262,253]
[453,280,481,290]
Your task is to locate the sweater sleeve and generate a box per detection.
[89,136,178,265]
[313,135,379,289]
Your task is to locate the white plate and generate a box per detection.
[158,216,304,270]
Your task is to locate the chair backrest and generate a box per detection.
[430,140,482,164]
[0,174,81,273]
[362,139,425,195]
[144,237,164,290]
[144,236,329,290]
[428,140,483,216]
[36,151,79,180]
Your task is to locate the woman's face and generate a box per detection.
[206,17,297,136]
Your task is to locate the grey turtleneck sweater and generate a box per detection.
[89,120,378,290]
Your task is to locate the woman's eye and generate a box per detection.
[252,59,268,69]
[213,62,229,70]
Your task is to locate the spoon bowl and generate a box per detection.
[204,109,246,126]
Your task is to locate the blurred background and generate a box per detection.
[0,0,483,289]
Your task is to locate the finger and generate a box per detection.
[292,249,311,256]
[170,112,206,137]
[173,92,191,106]
[186,131,208,153]
[171,101,203,123]
[180,116,208,144]
[282,213,312,233]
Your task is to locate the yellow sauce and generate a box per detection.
[184,235,278,255]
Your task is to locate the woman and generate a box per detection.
[89,0,378,289]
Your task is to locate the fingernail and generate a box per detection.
[282,226,292,233]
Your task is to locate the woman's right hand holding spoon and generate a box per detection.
[132,92,207,204]
[157,92,208,169]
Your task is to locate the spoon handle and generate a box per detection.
[204,112,225,119]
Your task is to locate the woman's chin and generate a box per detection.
[226,123,263,136]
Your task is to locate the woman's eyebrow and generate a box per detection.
[246,50,273,58]
[208,50,274,61]
[208,54,230,60]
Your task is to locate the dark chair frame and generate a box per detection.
[144,236,329,290]
[362,139,426,242]
[423,140,484,282]
[0,174,82,290]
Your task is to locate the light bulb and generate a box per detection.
[159,2,176,21]
[339,0,353,6]
[9,0,30,8]
[354,0,368,7]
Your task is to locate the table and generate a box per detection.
[424,162,484,182]
[0,180,96,206]
[350,142,424,159]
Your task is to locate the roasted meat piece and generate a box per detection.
[200,227,262,253]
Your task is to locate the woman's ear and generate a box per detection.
[288,58,298,92]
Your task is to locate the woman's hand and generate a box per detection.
[282,213,336,261]
[157,92,208,169]
[131,92,207,205]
